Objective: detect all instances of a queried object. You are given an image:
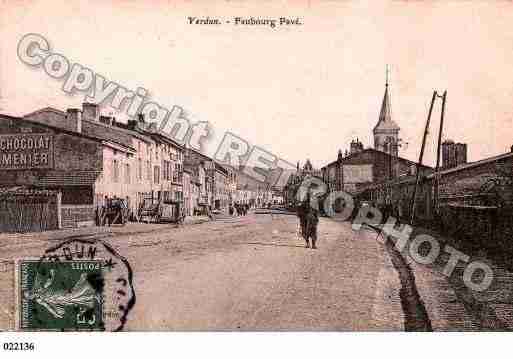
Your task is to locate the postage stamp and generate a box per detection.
[37,237,136,331]
[17,260,104,331]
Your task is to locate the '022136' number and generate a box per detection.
[3,342,35,351]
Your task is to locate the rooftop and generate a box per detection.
[373,84,400,133]
[322,147,432,170]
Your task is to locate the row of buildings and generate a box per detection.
[284,79,513,247]
[0,102,279,231]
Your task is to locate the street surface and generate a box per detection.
[1,212,513,331]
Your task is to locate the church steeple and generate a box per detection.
[373,65,400,156]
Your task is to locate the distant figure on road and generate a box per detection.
[207,207,214,221]
[296,193,319,249]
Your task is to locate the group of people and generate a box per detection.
[229,202,250,216]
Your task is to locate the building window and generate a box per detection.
[146,160,151,181]
[162,160,167,180]
[173,163,182,183]
[125,164,131,184]
[154,166,160,184]
[162,160,173,181]
[113,159,119,183]
[138,158,142,181]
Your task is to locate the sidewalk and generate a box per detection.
[0,216,211,246]
[382,224,513,331]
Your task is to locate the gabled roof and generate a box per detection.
[373,85,400,133]
[321,148,432,170]
[1,113,139,154]
[137,122,183,149]
[24,106,66,118]
[0,113,102,144]
[23,107,142,150]
[214,161,229,175]
[186,147,213,162]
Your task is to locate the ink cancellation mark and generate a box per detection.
[18,260,104,331]
[16,238,136,331]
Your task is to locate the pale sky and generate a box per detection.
[1,0,513,169]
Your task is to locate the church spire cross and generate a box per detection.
[386,64,389,87]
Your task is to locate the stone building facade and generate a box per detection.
[0,102,190,229]
[214,162,230,210]
[322,148,429,196]
[0,114,107,228]
[184,147,213,211]
[23,104,185,219]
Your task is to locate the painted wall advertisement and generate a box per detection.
[0,134,54,170]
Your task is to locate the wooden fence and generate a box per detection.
[0,191,60,233]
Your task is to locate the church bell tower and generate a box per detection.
[373,66,400,157]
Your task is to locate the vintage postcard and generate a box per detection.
[1,0,513,357]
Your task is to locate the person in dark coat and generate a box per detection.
[296,192,320,249]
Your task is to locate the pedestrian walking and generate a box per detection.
[207,206,214,221]
[296,192,319,249]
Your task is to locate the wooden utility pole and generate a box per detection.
[433,91,447,213]
[409,91,437,225]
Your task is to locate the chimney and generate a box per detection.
[134,113,148,131]
[455,143,467,166]
[82,102,99,122]
[66,108,82,134]
[127,119,138,130]
[442,140,467,168]
[442,139,456,168]
[349,138,363,155]
[337,149,343,161]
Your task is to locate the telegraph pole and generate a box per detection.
[409,91,437,225]
[433,91,447,213]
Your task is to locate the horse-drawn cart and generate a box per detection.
[98,197,129,226]
[137,198,184,224]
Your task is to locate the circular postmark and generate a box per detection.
[19,238,135,332]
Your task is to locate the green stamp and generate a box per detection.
[18,260,104,331]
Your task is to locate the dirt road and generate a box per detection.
[0,213,404,330]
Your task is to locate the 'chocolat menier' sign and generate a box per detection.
[0,134,54,170]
